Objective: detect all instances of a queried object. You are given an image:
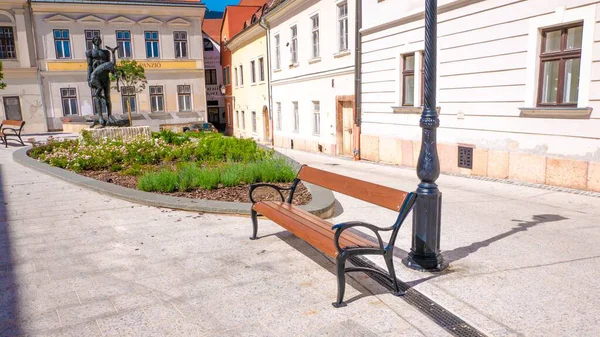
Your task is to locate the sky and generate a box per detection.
[203,0,240,11]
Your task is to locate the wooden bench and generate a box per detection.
[0,120,26,148]
[249,165,417,307]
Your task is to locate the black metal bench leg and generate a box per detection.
[384,252,405,296]
[332,252,348,308]
[3,135,7,148]
[17,135,24,146]
[250,209,259,240]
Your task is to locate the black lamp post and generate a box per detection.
[403,0,446,272]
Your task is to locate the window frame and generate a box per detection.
[121,86,137,113]
[242,110,246,130]
[205,69,217,85]
[276,102,282,130]
[236,110,239,128]
[251,111,257,133]
[536,23,583,107]
[223,66,230,86]
[144,31,160,59]
[337,2,349,52]
[53,29,71,59]
[274,34,281,70]
[402,53,416,106]
[2,96,22,120]
[311,14,320,59]
[174,31,188,59]
[239,64,244,86]
[258,57,265,82]
[84,30,100,51]
[290,25,298,64]
[116,30,132,58]
[292,101,299,132]
[149,85,165,113]
[203,38,214,51]
[177,85,192,112]
[250,59,256,84]
[0,27,16,59]
[312,101,320,135]
[60,88,78,116]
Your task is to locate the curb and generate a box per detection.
[13,147,335,218]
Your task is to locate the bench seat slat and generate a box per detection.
[1,120,24,127]
[297,166,408,212]
[254,201,377,257]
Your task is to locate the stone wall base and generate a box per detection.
[359,134,600,193]
[274,135,336,156]
[81,126,152,142]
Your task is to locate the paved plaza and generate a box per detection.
[1,138,600,336]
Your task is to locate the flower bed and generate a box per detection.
[29,131,311,204]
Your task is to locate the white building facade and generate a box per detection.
[359,0,600,192]
[264,0,356,156]
[202,33,225,131]
[0,0,44,133]
[30,0,207,131]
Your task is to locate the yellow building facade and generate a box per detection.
[228,24,270,143]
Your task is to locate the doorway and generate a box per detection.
[262,105,270,142]
[336,96,355,157]
[3,97,23,120]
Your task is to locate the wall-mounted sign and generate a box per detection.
[47,60,198,71]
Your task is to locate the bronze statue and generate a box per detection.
[86,36,120,126]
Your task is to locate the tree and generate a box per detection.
[111,60,147,126]
[0,61,6,90]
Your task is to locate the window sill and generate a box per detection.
[334,50,351,58]
[391,106,441,114]
[308,57,321,64]
[519,107,592,119]
[288,62,299,69]
[274,68,282,73]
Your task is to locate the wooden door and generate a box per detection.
[263,106,270,141]
[342,101,353,156]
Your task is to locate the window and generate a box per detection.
[292,101,299,132]
[149,85,164,112]
[223,66,230,85]
[60,88,78,115]
[276,102,281,130]
[311,15,319,58]
[2,97,21,120]
[242,110,246,129]
[313,101,320,135]
[250,60,256,83]
[207,100,218,106]
[290,25,298,64]
[174,31,188,58]
[538,24,583,106]
[0,27,15,59]
[239,65,244,85]
[177,85,192,111]
[234,67,238,86]
[402,53,415,106]
[274,34,281,69]
[258,57,265,82]
[145,31,159,58]
[338,2,349,51]
[84,30,100,51]
[121,86,137,113]
[252,111,257,132]
[203,38,214,51]
[53,29,71,59]
[116,30,132,58]
[236,110,239,128]
[205,69,217,85]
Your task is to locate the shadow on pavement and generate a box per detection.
[443,214,568,264]
[0,165,23,335]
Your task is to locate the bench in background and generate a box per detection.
[1,120,26,148]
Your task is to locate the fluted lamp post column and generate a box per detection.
[403,0,446,272]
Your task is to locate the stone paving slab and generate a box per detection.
[1,145,447,337]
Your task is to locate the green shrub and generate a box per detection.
[220,164,244,187]
[138,169,179,193]
[152,130,190,145]
[110,164,123,172]
[177,163,201,191]
[194,168,220,190]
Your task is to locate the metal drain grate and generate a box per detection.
[458,146,473,169]
[349,256,487,337]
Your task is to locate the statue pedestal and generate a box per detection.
[80,126,151,142]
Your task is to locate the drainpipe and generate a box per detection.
[28,2,50,132]
[353,0,362,161]
[259,18,274,146]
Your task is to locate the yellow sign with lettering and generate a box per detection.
[47,60,198,71]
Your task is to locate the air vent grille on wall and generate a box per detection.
[458,146,473,169]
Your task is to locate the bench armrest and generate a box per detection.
[249,183,294,204]
[332,221,389,252]
[1,127,20,135]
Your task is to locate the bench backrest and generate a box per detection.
[1,120,25,127]
[297,165,409,212]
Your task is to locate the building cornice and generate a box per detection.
[30,2,205,17]
[226,24,265,52]
[262,0,303,24]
